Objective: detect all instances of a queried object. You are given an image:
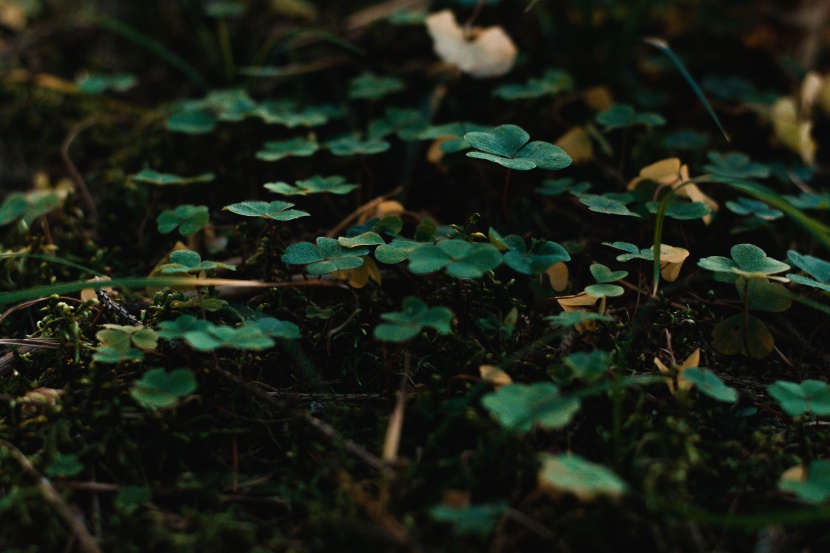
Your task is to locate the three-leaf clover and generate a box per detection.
[156,205,209,236]
[223,200,309,221]
[349,73,404,100]
[94,325,159,363]
[130,368,198,409]
[703,151,770,179]
[256,136,319,162]
[584,264,627,297]
[698,244,790,281]
[779,460,830,503]
[373,296,453,342]
[489,229,570,275]
[282,237,371,275]
[481,382,581,432]
[595,104,665,132]
[464,124,572,170]
[264,175,357,196]
[768,380,830,416]
[157,250,236,275]
[408,239,502,278]
[130,170,216,186]
[787,250,830,292]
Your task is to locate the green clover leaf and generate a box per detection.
[698,244,789,280]
[130,368,198,409]
[373,296,453,342]
[156,204,209,236]
[408,240,502,278]
[282,237,370,275]
[464,124,572,171]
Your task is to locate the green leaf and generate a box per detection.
[481,382,581,432]
[735,277,791,312]
[375,238,422,264]
[698,244,789,278]
[499,235,570,275]
[130,368,198,409]
[282,237,369,275]
[338,232,384,248]
[368,107,428,141]
[156,205,209,236]
[158,250,236,275]
[373,296,453,342]
[408,240,502,278]
[326,135,391,156]
[788,251,830,286]
[536,178,591,196]
[645,200,710,220]
[595,104,665,132]
[265,174,357,196]
[563,350,611,382]
[94,325,157,363]
[583,283,624,297]
[464,125,571,171]
[682,368,738,403]
[589,264,627,283]
[166,108,216,134]
[725,197,783,220]
[130,170,215,186]
[256,136,319,162]
[223,200,309,221]
[661,129,709,150]
[349,73,404,100]
[205,0,245,17]
[429,502,507,536]
[249,317,301,340]
[578,194,640,217]
[779,460,830,503]
[0,194,28,226]
[252,101,344,127]
[76,72,137,94]
[546,311,612,328]
[45,453,84,477]
[538,453,627,499]
[492,68,573,100]
[703,151,770,179]
[768,380,830,416]
[711,314,774,358]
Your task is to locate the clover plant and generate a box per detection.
[373,296,453,342]
[156,204,209,237]
[130,367,198,409]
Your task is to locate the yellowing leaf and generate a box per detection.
[583,86,614,112]
[654,348,699,395]
[425,10,517,78]
[479,365,512,389]
[332,255,382,288]
[770,96,816,165]
[658,245,690,282]
[358,200,405,223]
[555,127,593,165]
[546,261,569,292]
[556,292,601,333]
[628,158,718,224]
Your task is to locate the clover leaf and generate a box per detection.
[768,380,830,416]
[681,368,738,403]
[417,122,490,154]
[779,460,830,503]
[492,68,573,100]
[577,194,640,217]
[725,197,783,220]
[595,104,665,132]
[703,151,770,179]
[698,244,790,280]
[130,170,215,186]
[545,311,613,329]
[787,251,830,292]
[94,325,158,363]
[156,204,209,236]
[45,452,84,478]
[535,177,591,196]
[255,136,319,162]
[464,124,572,171]
[538,453,627,500]
[481,382,581,432]
[375,237,424,264]
[349,73,404,100]
[76,72,137,95]
[563,350,611,383]
[264,175,357,196]
[584,263,626,298]
[252,101,343,127]
[223,200,309,221]
[326,135,391,156]
[490,230,570,275]
[408,240,502,278]
[0,192,61,226]
[429,502,507,536]
[160,316,289,352]
[166,108,216,134]
[130,368,198,410]
[158,250,236,275]
[368,107,428,141]
[282,237,370,275]
[373,296,453,342]
[645,200,711,220]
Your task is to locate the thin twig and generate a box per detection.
[0,440,102,553]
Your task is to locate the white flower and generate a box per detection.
[425,10,517,79]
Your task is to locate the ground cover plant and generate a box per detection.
[4,0,830,551]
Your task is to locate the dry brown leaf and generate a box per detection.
[555,127,593,165]
[657,245,690,282]
[627,158,718,225]
[479,364,512,389]
[425,10,517,78]
[546,261,569,292]
[771,96,816,165]
[583,86,614,112]
[332,256,382,288]
[655,348,699,395]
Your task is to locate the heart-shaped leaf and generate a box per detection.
[223,200,309,221]
[595,104,665,131]
[481,382,581,432]
[711,313,774,358]
[349,73,404,100]
[703,151,770,179]
[464,125,571,171]
[131,170,215,186]
[374,296,453,342]
[265,175,357,196]
[779,460,830,503]
[682,368,738,403]
[282,237,370,275]
[578,194,640,217]
[256,136,319,162]
[768,380,830,416]
[408,240,502,278]
[787,250,830,292]
[130,368,198,409]
[156,204,209,236]
[589,264,627,283]
[538,453,627,501]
